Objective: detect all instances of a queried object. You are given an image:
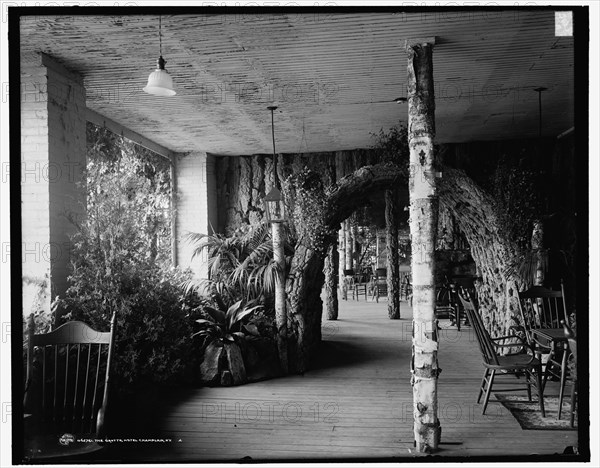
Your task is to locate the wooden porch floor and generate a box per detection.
[104,296,578,463]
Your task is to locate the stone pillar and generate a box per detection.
[20,53,86,318]
[406,38,441,453]
[174,152,218,280]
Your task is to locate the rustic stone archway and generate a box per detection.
[286,162,532,371]
[285,163,406,373]
[438,167,524,337]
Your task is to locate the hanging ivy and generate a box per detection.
[286,167,336,257]
[84,122,173,266]
[491,154,545,251]
[370,121,410,177]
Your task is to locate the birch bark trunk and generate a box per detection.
[272,222,288,374]
[407,39,441,453]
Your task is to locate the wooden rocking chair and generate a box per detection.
[23,312,116,461]
[459,290,545,416]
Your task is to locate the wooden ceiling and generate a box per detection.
[19,9,575,156]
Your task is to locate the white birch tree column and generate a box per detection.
[272,221,289,375]
[406,38,441,453]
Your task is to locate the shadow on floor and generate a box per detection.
[309,339,378,370]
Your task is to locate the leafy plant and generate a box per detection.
[192,284,268,386]
[61,261,203,390]
[370,122,410,175]
[504,248,549,286]
[84,122,172,268]
[186,223,294,303]
[22,277,54,348]
[193,297,263,346]
[56,123,201,392]
[491,155,544,250]
[287,167,336,256]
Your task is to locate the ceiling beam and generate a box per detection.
[86,108,175,161]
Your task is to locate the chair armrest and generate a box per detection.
[531,336,552,352]
[508,325,526,335]
[491,335,533,355]
[491,335,527,346]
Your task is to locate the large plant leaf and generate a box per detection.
[199,341,224,384]
[225,300,244,323]
[243,323,260,336]
[228,303,263,330]
[195,318,215,325]
[203,306,226,325]
[224,342,247,385]
[192,327,218,338]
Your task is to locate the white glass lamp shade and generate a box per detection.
[143,56,176,96]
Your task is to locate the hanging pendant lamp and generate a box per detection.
[143,15,176,96]
[264,106,286,223]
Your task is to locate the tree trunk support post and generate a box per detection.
[386,188,401,319]
[339,225,348,300]
[325,243,339,320]
[406,37,441,453]
[272,221,289,375]
[345,219,353,271]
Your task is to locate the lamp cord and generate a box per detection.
[270,107,278,188]
[159,15,162,56]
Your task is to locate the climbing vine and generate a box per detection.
[491,154,545,251]
[371,122,410,177]
[287,167,336,256]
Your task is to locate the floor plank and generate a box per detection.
[101,294,579,462]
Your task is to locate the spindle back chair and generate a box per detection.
[24,313,116,460]
[459,289,545,416]
[517,283,568,348]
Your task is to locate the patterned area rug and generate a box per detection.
[495,394,577,431]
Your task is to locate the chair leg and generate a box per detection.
[477,369,489,404]
[541,351,554,393]
[525,370,532,401]
[535,364,546,418]
[481,370,496,415]
[557,348,569,420]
